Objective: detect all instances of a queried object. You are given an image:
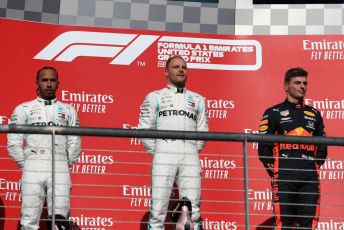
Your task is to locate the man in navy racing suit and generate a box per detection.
[7,67,81,230]
[258,67,327,229]
[138,55,208,230]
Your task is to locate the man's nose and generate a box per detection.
[300,84,306,89]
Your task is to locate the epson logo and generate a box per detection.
[34,31,262,71]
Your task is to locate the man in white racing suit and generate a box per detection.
[7,67,81,230]
[138,56,208,229]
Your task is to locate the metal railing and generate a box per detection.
[1,124,344,229]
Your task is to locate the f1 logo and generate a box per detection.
[35,31,262,70]
[34,31,159,65]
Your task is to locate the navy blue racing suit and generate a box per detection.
[258,99,327,230]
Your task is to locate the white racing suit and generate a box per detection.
[138,84,208,230]
[7,97,81,230]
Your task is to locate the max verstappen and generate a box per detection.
[258,67,327,229]
[7,67,81,230]
[138,55,208,229]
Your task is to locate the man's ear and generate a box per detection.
[283,82,288,92]
[35,81,39,96]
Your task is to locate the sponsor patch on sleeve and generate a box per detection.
[259,125,268,132]
[304,111,315,117]
[259,119,268,125]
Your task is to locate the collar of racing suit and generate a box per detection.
[166,84,186,94]
[284,98,304,109]
[36,97,57,106]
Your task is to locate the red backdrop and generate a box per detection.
[0,18,343,229]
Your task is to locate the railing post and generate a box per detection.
[243,138,250,230]
[51,129,56,229]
